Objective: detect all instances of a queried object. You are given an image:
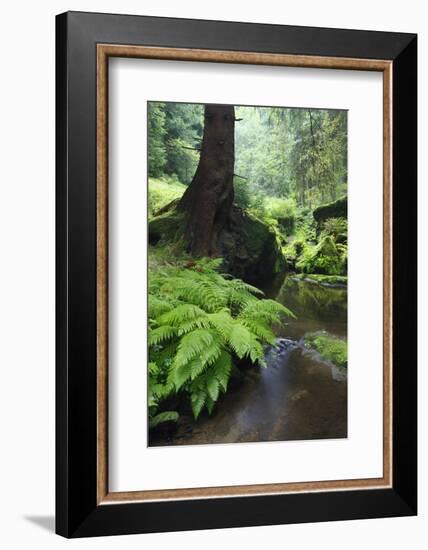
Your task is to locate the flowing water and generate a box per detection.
[150,275,347,446]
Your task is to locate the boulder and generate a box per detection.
[148,204,287,285]
[313,196,347,225]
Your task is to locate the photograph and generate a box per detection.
[147,101,348,446]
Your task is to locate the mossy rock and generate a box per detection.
[292,273,348,287]
[304,331,347,369]
[148,210,185,245]
[222,208,287,284]
[297,235,345,275]
[313,196,347,224]
[149,205,287,285]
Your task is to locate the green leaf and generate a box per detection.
[228,323,253,358]
[148,295,173,319]
[148,325,177,346]
[212,351,232,392]
[191,392,206,419]
[158,304,206,326]
[173,328,214,368]
[148,362,159,375]
[171,357,201,389]
[206,376,220,402]
[205,395,215,415]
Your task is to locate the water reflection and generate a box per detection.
[150,276,348,446]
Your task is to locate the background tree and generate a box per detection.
[147,103,167,177]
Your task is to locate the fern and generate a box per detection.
[227,323,254,359]
[148,295,173,319]
[212,351,233,392]
[148,256,295,421]
[173,329,216,368]
[148,325,177,346]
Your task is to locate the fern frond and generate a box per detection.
[207,309,235,340]
[212,351,233,392]
[148,325,177,346]
[173,328,215,368]
[177,315,211,335]
[158,303,206,326]
[240,318,276,344]
[228,278,265,296]
[196,339,223,373]
[148,295,174,319]
[206,376,220,402]
[191,391,206,419]
[150,381,174,400]
[189,280,228,312]
[148,362,159,375]
[169,357,200,390]
[205,395,215,415]
[227,323,253,359]
[240,299,295,323]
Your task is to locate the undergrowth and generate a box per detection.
[148,254,295,424]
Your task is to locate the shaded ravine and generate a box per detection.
[149,276,347,446]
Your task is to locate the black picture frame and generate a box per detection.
[56,10,417,538]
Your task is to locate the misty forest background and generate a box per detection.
[147,102,348,435]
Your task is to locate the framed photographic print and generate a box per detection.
[56,11,417,537]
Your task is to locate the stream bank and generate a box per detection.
[149,274,347,446]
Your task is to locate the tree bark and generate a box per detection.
[178,104,235,257]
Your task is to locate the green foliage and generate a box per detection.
[147,103,167,177]
[321,217,347,240]
[148,256,294,419]
[148,102,347,214]
[296,235,347,276]
[298,237,338,275]
[304,332,347,369]
[147,101,204,184]
[235,106,347,210]
[148,176,186,217]
[264,197,296,221]
[249,196,297,237]
[233,176,251,209]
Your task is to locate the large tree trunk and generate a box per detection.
[178,104,235,257]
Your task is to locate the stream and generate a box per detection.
[150,275,347,446]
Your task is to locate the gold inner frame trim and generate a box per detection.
[96,44,393,505]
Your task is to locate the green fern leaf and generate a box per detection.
[171,358,199,389]
[240,318,276,344]
[158,304,206,326]
[205,395,215,415]
[173,329,214,368]
[212,351,233,391]
[148,325,177,346]
[191,391,206,419]
[177,315,211,335]
[228,323,253,358]
[206,376,220,402]
[148,295,173,319]
[148,362,159,375]
[207,309,235,340]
